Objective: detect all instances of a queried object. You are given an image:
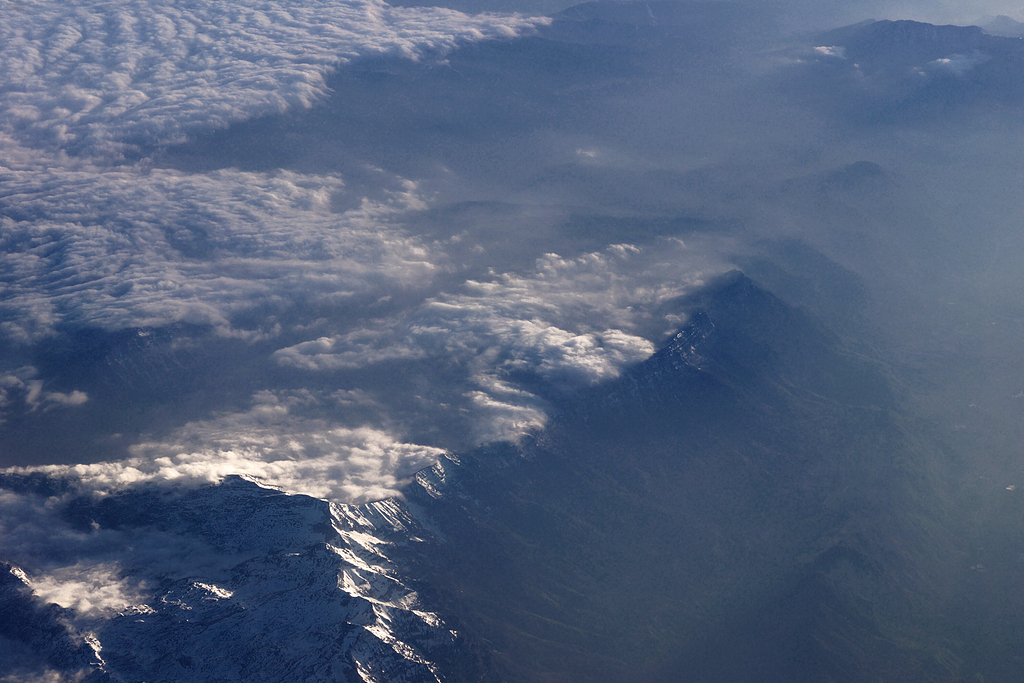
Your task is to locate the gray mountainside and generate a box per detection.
[3,274,1009,682]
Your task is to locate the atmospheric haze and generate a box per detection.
[2,0,1024,681]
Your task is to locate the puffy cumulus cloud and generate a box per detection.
[4,390,445,504]
[0,0,547,160]
[0,166,440,342]
[277,239,727,441]
[28,562,148,619]
[813,46,846,58]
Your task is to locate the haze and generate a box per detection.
[2,0,1024,680]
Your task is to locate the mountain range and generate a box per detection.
[4,3,1024,682]
[4,273,1015,682]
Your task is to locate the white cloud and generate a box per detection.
[3,240,722,494]
[3,390,445,504]
[813,45,846,58]
[276,240,725,441]
[274,330,429,371]
[465,376,547,443]
[0,167,441,341]
[0,366,38,409]
[39,391,88,407]
[928,52,991,76]
[0,0,547,160]
[28,562,147,619]
[0,366,88,419]
[0,0,548,343]
[278,242,716,377]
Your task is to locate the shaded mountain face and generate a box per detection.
[0,275,974,683]
[393,273,967,683]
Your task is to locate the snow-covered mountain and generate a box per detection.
[0,475,470,683]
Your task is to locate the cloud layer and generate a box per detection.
[2,239,723,498]
[0,166,440,342]
[0,0,545,161]
[4,389,445,503]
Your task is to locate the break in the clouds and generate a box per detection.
[0,0,546,161]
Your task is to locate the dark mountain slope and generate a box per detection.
[399,273,963,682]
